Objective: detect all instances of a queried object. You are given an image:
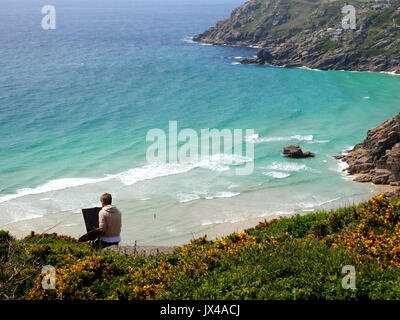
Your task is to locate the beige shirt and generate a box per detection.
[99,205,122,238]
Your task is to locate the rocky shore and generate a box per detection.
[336,112,400,196]
[193,0,400,73]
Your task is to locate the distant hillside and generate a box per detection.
[193,0,400,73]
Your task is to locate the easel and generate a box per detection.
[78,207,103,248]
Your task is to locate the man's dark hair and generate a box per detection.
[100,193,112,205]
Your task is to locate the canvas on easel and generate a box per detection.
[81,207,102,232]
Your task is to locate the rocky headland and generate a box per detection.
[193,0,400,73]
[336,113,400,196]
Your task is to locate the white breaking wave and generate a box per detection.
[380,71,400,76]
[177,189,240,203]
[0,155,252,204]
[13,213,44,223]
[299,197,342,209]
[183,37,212,46]
[246,133,314,143]
[308,139,330,144]
[183,36,196,44]
[337,160,350,179]
[0,176,114,204]
[259,210,294,217]
[334,146,352,179]
[291,135,314,141]
[204,192,240,200]
[263,171,291,179]
[201,216,246,226]
[299,66,323,72]
[245,133,260,143]
[117,163,194,186]
[266,162,309,172]
[177,193,201,203]
[341,146,354,156]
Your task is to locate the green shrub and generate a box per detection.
[0,230,13,258]
[3,195,400,300]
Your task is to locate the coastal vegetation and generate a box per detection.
[2,194,400,300]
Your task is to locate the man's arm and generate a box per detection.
[98,211,106,236]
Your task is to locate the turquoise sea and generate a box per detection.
[1,0,400,245]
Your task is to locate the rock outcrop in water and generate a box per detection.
[193,0,400,73]
[283,144,315,158]
[336,113,400,186]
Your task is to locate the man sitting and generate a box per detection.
[96,193,122,249]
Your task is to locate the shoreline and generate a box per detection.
[1,207,288,245]
[190,34,400,75]
[192,37,400,76]
[239,57,400,75]
[2,180,384,247]
[1,154,383,247]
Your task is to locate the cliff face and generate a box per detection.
[194,0,400,73]
[337,113,400,186]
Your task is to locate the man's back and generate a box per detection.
[99,205,122,239]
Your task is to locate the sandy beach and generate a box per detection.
[2,179,384,246]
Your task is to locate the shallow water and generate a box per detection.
[1,0,399,245]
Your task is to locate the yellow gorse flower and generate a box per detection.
[329,194,400,269]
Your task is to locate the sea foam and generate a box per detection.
[204,192,240,200]
[246,133,314,143]
[177,193,201,203]
[266,162,309,172]
[263,171,291,179]
[0,177,114,204]
[0,154,252,204]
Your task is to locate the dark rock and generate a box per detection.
[283,144,315,158]
[257,50,274,63]
[241,57,258,64]
[283,145,303,158]
[303,151,316,158]
[371,169,392,184]
[383,187,400,198]
[339,113,400,186]
[354,174,372,183]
